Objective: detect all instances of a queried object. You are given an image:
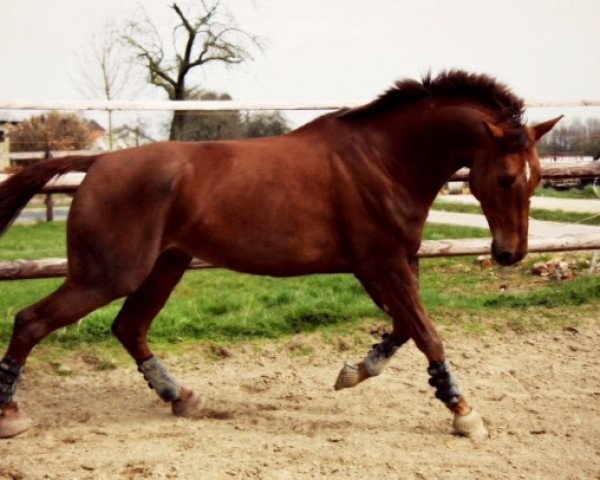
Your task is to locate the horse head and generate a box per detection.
[469,116,562,266]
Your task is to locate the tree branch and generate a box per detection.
[119,0,261,131]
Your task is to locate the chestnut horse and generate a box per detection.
[0,71,560,439]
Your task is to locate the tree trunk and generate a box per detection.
[169,111,187,140]
[168,82,187,140]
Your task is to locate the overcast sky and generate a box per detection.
[1,0,599,128]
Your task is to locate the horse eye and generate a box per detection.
[499,175,516,189]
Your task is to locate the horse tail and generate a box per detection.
[0,155,98,237]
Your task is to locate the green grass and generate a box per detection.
[419,255,600,333]
[422,222,490,239]
[432,199,600,226]
[0,222,67,260]
[535,184,600,199]
[0,221,598,350]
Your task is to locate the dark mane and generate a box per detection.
[338,70,528,151]
[341,70,525,126]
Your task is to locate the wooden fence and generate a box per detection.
[2,159,598,222]
[1,161,598,225]
[1,233,599,281]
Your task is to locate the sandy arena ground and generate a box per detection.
[1,324,599,480]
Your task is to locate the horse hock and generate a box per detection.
[428,360,488,439]
[138,356,203,417]
[0,356,32,438]
[334,334,404,390]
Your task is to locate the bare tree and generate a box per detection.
[244,111,290,138]
[122,1,262,140]
[178,90,244,141]
[76,20,143,149]
[171,89,291,142]
[537,118,600,156]
[112,119,156,148]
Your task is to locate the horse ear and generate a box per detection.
[531,115,563,140]
[483,121,504,139]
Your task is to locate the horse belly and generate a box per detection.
[173,207,350,276]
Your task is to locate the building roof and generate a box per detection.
[87,119,105,133]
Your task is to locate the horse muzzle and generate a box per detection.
[491,239,525,266]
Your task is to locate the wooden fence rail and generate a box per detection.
[0,162,595,195]
[0,159,598,281]
[39,162,600,194]
[1,234,599,281]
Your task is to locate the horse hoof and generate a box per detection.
[334,362,362,390]
[0,406,33,438]
[172,390,204,418]
[452,409,488,440]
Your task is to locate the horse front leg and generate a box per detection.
[335,258,488,439]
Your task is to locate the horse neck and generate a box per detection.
[357,104,480,208]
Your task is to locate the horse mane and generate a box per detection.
[338,70,528,150]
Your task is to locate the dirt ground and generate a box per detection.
[1,325,599,480]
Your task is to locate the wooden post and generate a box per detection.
[44,194,54,222]
[591,251,600,273]
[43,150,54,221]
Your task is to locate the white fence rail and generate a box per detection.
[1,99,600,112]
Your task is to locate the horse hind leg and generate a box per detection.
[334,274,410,390]
[334,332,409,390]
[110,250,203,418]
[0,282,116,438]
